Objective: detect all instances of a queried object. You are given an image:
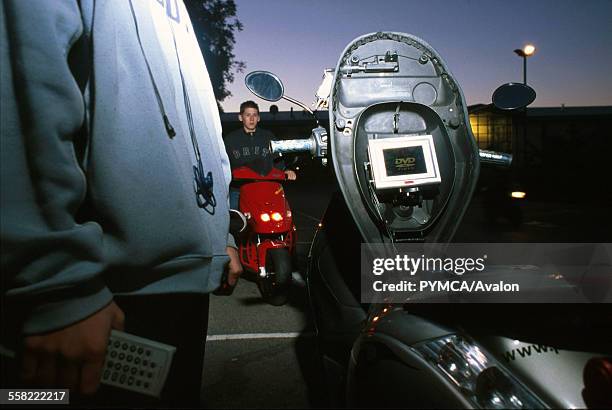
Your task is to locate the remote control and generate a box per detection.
[1,330,176,398]
[101,330,176,398]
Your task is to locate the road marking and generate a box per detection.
[206,332,315,342]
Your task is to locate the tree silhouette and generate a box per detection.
[184,0,245,110]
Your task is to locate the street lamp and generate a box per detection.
[512,44,536,168]
[513,44,536,84]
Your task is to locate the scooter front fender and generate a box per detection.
[257,240,289,274]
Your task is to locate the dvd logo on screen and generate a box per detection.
[395,157,416,170]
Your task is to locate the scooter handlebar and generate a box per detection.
[479,149,513,168]
[271,135,508,169]
[232,166,286,181]
[270,138,314,155]
[269,127,328,159]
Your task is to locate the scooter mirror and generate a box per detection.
[245,71,284,102]
[492,82,536,110]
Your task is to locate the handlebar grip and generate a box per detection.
[479,149,513,167]
[270,138,314,155]
[269,127,327,158]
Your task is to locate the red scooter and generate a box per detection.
[231,166,296,305]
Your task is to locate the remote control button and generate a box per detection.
[136,380,141,387]
[115,363,121,371]
[120,374,126,384]
[140,370,145,377]
[134,358,141,365]
[144,382,150,389]
[110,351,117,358]
[128,376,134,386]
[130,345,136,352]
[123,365,129,372]
[127,355,133,362]
[151,362,156,368]
[119,353,125,360]
[147,372,153,379]
[122,343,128,350]
[107,361,114,368]
[111,372,118,382]
[113,341,120,348]
[145,350,151,356]
[143,360,148,366]
[131,367,137,375]
[103,370,110,380]
[137,347,144,355]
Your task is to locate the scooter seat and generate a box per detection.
[329,32,479,243]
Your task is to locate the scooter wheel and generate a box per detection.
[258,248,292,306]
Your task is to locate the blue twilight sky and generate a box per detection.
[220,0,612,113]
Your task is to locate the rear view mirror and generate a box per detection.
[245,71,284,102]
[492,83,536,110]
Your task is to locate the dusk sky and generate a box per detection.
[221,0,612,113]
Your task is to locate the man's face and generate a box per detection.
[239,108,260,133]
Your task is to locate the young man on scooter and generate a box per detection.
[224,101,297,209]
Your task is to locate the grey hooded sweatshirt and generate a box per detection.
[1,0,233,335]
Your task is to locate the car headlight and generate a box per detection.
[413,335,546,409]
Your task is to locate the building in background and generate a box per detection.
[221,105,612,201]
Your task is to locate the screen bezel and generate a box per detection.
[367,134,441,189]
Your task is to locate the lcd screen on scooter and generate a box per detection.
[368,135,441,189]
[383,146,427,176]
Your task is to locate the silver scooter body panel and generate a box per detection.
[479,335,596,408]
[347,308,601,408]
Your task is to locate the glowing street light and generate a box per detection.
[523,44,536,56]
[511,44,537,168]
[514,44,537,84]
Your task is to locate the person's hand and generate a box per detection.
[284,170,297,181]
[226,246,243,286]
[21,301,125,394]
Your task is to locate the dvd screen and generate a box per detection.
[383,146,427,176]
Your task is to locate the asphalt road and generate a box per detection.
[200,173,611,408]
[201,177,334,409]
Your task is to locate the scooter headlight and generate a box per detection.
[260,213,271,222]
[271,212,283,222]
[413,335,546,409]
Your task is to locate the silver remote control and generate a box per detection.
[101,330,176,398]
[0,330,175,398]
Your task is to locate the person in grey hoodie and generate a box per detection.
[0,0,241,405]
